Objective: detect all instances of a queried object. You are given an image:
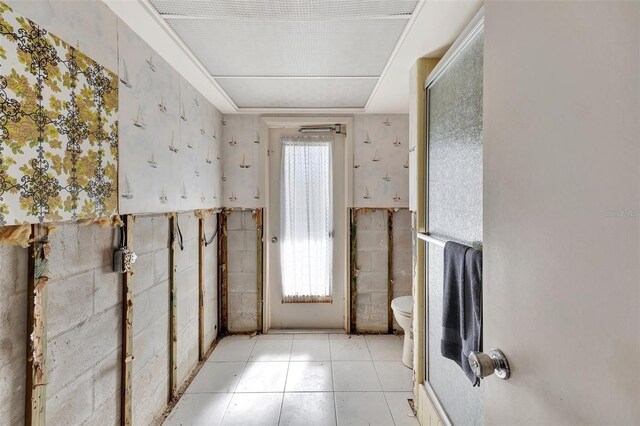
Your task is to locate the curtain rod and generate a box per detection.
[299,124,346,135]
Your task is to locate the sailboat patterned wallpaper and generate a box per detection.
[353,114,409,208]
[118,21,222,214]
[0,1,119,224]
[221,115,263,208]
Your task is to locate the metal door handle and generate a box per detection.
[468,349,511,380]
[272,237,278,243]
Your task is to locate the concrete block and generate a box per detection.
[0,292,26,364]
[357,231,388,251]
[132,324,157,377]
[356,293,388,333]
[48,270,94,339]
[132,345,169,426]
[47,306,121,397]
[177,213,198,242]
[393,230,412,252]
[393,210,412,230]
[132,251,154,296]
[357,210,387,231]
[227,230,246,251]
[357,272,388,293]
[154,247,170,283]
[133,215,155,255]
[94,263,121,314]
[228,272,258,294]
[226,211,244,230]
[227,252,243,273]
[177,317,198,385]
[227,292,241,311]
[370,251,389,273]
[244,230,258,252]
[204,214,217,234]
[243,212,258,231]
[356,251,372,272]
[89,390,120,426]
[133,281,168,336]
[175,239,198,274]
[93,349,120,413]
[0,356,25,425]
[241,250,257,273]
[152,214,170,250]
[47,368,93,425]
[0,244,28,293]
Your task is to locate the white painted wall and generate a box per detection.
[484,1,640,423]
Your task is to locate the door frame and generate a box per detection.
[260,116,354,333]
[415,8,484,425]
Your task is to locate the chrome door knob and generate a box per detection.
[271,237,278,243]
[468,349,510,380]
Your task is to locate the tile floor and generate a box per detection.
[164,333,418,426]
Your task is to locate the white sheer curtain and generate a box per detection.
[280,135,333,303]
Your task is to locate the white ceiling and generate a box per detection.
[104,0,482,114]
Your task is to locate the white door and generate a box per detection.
[268,127,346,329]
[483,1,640,424]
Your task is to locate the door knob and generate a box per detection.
[468,349,511,380]
[272,237,278,243]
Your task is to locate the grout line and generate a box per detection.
[276,340,294,425]
[217,336,257,425]
[328,334,339,426]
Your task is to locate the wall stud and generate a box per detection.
[121,215,134,426]
[25,224,49,426]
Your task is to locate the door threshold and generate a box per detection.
[267,328,346,334]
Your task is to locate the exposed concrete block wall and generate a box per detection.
[131,214,170,425]
[175,212,200,385]
[0,244,27,425]
[392,209,413,330]
[203,214,219,347]
[356,210,390,333]
[46,223,122,425]
[355,209,412,333]
[227,210,259,333]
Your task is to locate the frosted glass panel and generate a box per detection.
[280,136,333,303]
[426,29,484,425]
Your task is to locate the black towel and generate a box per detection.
[441,241,483,386]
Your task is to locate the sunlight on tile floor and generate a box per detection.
[164,333,418,426]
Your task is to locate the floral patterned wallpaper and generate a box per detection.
[0,1,119,224]
[117,21,223,214]
[353,114,409,208]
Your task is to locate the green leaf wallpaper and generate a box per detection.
[0,1,118,224]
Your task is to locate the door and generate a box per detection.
[483,1,640,424]
[268,127,346,329]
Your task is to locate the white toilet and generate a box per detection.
[391,295,414,368]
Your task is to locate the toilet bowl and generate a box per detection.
[391,296,414,368]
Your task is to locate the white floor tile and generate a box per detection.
[186,362,246,393]
[334,392,394,426]
[165,393,233,426]
[209,338,256,362]
[220,393,283,426]
[293,333,330,339]
[290,337,331,361]
[286,361,333,392]
[374,361,413,392]
[329,335,371,361]
[385,392,419,426]
[279,392,336,426]
[235,361,289,393]
[257,334,294,341]
[332,361,382,391]
[365,335,404,361]
[249,338,292,361]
